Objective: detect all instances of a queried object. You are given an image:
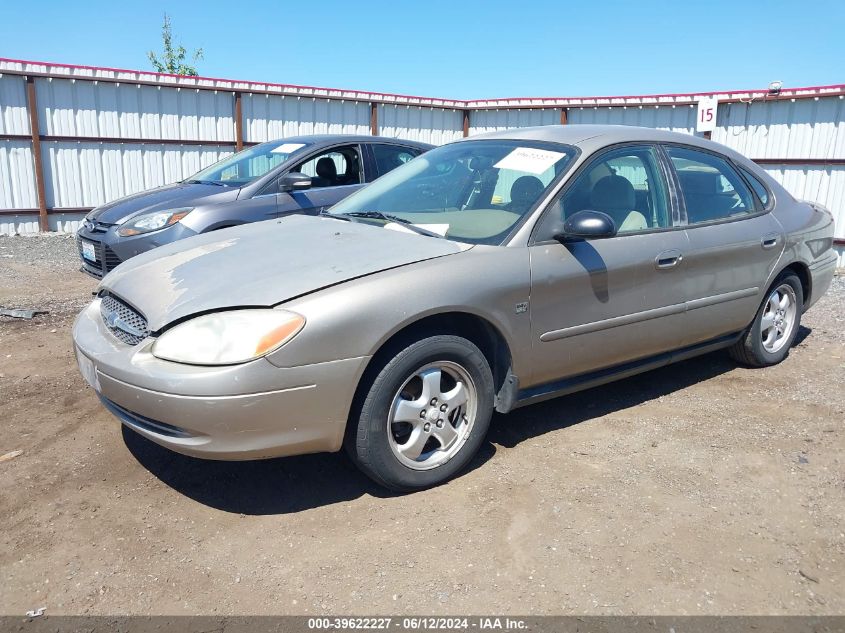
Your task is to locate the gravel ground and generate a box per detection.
[0,234,94,327]
[1,235,844,616]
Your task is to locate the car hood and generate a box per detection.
[101,214,470,332]
[88,182,240,225]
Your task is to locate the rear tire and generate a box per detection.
[346,335,494,492]
[729,272,803,367]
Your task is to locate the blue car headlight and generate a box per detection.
[117,208,193,237]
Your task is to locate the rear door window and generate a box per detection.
[666,146,756,224]
[739,166,771,209]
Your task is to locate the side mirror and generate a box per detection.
[556,209,617,241]
[280,172,312,192]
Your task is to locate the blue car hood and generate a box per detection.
[88,182,240,225]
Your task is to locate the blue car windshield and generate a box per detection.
[187,140,311,186]
[329,140,576,245]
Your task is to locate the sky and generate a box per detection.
[0,0,842,100]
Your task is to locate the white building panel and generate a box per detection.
[0,212,86,235]
[0,74,29,135]
[35,77,235,141]
[567,104,696,134]
[50,212,86,233]
[0,141,37,209]
[41,142,231,208]
[0,215,40,235]
[712,97,845,160]
[243,95,370,143]
[377,105,463,145]
[468,108,560,135]
[762,164,844,238]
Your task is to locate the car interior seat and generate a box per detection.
[506,176,545,214]
[589,175,648,232]
[340,154,360,185]
[313,157,339,188]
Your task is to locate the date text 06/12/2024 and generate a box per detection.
[307,618,528,630]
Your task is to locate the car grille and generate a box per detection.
[104,245,122,271]
[99,294,149,346]
[77,235,123,278]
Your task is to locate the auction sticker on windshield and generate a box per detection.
[271,143,306,154]
[384,222,449,237]
[494,147,566,175]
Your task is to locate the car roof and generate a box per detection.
[258,134,433,150]
[462,124,745,160]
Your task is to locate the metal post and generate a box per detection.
[25,77,49,232]
[370,102,378,136]
[462,110,470,137]
[234,92,244,151]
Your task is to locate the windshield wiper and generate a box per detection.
[331,211,445,238]
[185,179,228,187]
[319,209,351,221]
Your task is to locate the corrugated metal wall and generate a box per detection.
[468,108,560,135]
[763,163,845,215]
[0,211,83,235]
[0,74,37,215]
[377,105,463,145]
[0,74,29,135]
[566,104,696,134]
[0,61,843,267]
[242,94,370,142]
[0,141,36,208]
[36,78,236,141]
[42,141,232,207]
[711,98,844,159]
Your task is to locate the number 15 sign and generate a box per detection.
[697,97,718,133]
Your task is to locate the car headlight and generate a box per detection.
[117,208,193,237]
[151,309,305,365]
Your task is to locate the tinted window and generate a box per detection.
[536,145,669,240]
[739,166,771,208]
[372,144,420,178]
[667,147,756,224]
[293,145,362,188]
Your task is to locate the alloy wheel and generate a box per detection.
[760,283,798,353]
[387,361,477,470]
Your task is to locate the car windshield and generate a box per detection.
[328,140,576,245]
[186,140,312,187]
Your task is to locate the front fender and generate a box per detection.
[266,246,533,378]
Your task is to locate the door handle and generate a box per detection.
[655,250,683,270]
[761,234,780,249]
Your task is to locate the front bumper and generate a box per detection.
[73,299,370,460]
[75,221,199,279]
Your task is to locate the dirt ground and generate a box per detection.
[1,234,844,616]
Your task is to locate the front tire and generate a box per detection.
[729,272,803,367]
[347,335,494,491]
